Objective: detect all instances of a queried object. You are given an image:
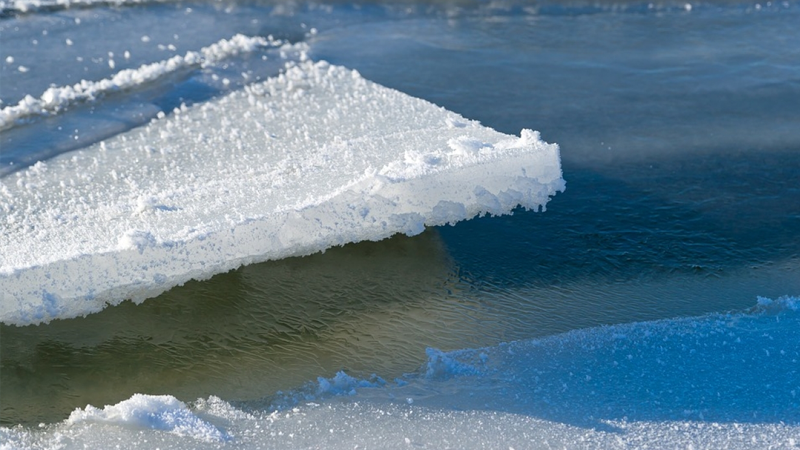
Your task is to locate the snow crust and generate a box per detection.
[0,34,293,130]
[2,296,797,449]
[0,60,564,326]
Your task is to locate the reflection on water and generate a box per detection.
[1,231,455,425]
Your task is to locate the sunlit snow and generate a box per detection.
[0,60,564,325]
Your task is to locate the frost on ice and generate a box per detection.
[0,60,564,325]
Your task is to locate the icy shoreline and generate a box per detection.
[3,296,797,448]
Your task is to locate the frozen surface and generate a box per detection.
[0,60,564,325]
[2,296,797,449]
[0,34,290,130]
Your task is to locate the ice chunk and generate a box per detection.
[67,394,229,442]
[0,60,564,325]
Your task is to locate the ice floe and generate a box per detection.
[0,60,564,325]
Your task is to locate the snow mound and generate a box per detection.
[66,394,229,442]
[0,60,564,326]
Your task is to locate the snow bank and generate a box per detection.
[0,34,299,130]
[0,60,564,326]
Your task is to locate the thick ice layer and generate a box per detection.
[2,296,797,449]
[0,60,564,325]
[0,34,292,130]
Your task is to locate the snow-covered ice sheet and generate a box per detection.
[0,60,564,326]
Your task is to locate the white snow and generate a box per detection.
[0,34,296,130]
[0,60,564,326]
[66,394,229,442]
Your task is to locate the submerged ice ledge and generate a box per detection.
[0,60,564,326]
[5,296,797,448]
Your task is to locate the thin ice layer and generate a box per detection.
[0,34,289,130]
[0,60,563,326]
[3,297,797,449]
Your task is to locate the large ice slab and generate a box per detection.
[0,60,564,326]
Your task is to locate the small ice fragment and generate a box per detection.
[757,296,773,307]
[108,59,115,69]
[67,394,229,442]
[141,35,151,43]
[124,51,131,59]
[65,38,73,46]
[684,3,692,11]
[18,66,29,73]
[5,56,13,64]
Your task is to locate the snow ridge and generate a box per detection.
[0,34,305,130]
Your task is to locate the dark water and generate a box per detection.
[2,0,800,427]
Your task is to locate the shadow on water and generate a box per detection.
[3,155,798,427]
[0,231,463,426]
[440,152,800,289]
